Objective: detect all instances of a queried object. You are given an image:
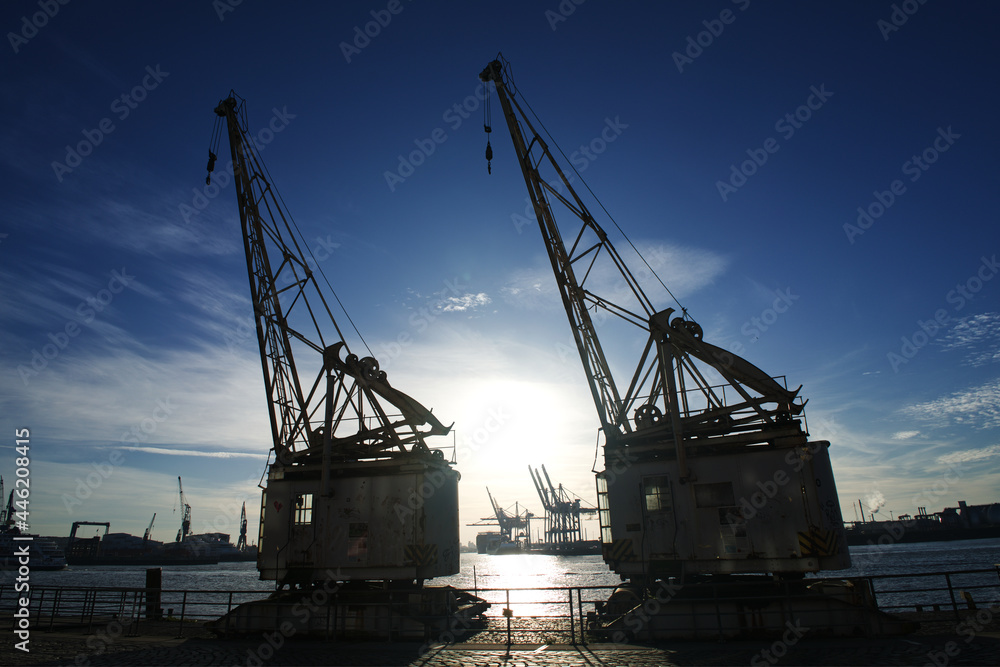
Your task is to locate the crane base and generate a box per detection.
[589,576,917,640]
[208,583,489,640]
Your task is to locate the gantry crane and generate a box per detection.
[209,93,459,586]
[529,465,597,549]
[480,56,849,582]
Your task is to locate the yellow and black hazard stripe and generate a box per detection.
[604,538,637,563]
[798,526,838,557]
[404,544,438,566]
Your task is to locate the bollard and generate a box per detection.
[146,568,162,620]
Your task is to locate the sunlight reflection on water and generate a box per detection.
[435,553,621,617]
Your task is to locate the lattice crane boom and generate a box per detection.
[481,56,849,579]
[210,94,450,469]
[480,59,806,463]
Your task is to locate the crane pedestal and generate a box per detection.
[209,583,489,640]
[591,576,916,640]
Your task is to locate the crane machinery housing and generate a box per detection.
[479,56,850,584]
[209,93,461,590]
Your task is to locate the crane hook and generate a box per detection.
[205,151,217,185]
[484,123,493,174]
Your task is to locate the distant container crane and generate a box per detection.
[467,488,533,553]
[529,465,598,552]
[175,477,191,543]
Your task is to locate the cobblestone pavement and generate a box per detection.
[4,630,1000,666]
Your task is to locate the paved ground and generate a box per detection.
[4,625,1000,666]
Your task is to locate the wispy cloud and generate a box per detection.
[936,443,1000,465]
[891,430,920,440]
[118,446,267,459]
[939,312,1000,367]
[900,378,1000,430]
[501,242,727,312]
[442,292,491,312]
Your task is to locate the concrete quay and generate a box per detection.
[3,623,1000,667]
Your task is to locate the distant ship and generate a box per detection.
[0,527,67,571]
[475,531,602,555]
[844,500,1000,546]
[65,523,255,566]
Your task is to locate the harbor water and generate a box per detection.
[4,538,998,622]
[9,537,1000,591]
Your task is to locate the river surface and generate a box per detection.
[10,537,1000,590]
[7,538,999,618]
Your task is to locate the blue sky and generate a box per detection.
[1,1,998,549]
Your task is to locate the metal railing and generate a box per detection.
[2,566,998,642]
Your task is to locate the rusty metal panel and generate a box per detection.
[258,457,460,583]
[602,441,850,578]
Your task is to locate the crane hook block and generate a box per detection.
[205,151,217,185]
[485,140,493,174]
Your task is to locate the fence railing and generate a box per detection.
[2,567,998,642]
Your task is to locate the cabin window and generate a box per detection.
[643,476,673,513]
[294,493,313,525]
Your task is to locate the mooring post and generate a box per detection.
[504,589,513,653]
[146,568,162,620]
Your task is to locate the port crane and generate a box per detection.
[209,93,459,586]
[529,465,597,549]
[466,489,533,553]
[480,56,849,582]
[175,477,191,543]
[143,513,156,545]
[236,502,248,553]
